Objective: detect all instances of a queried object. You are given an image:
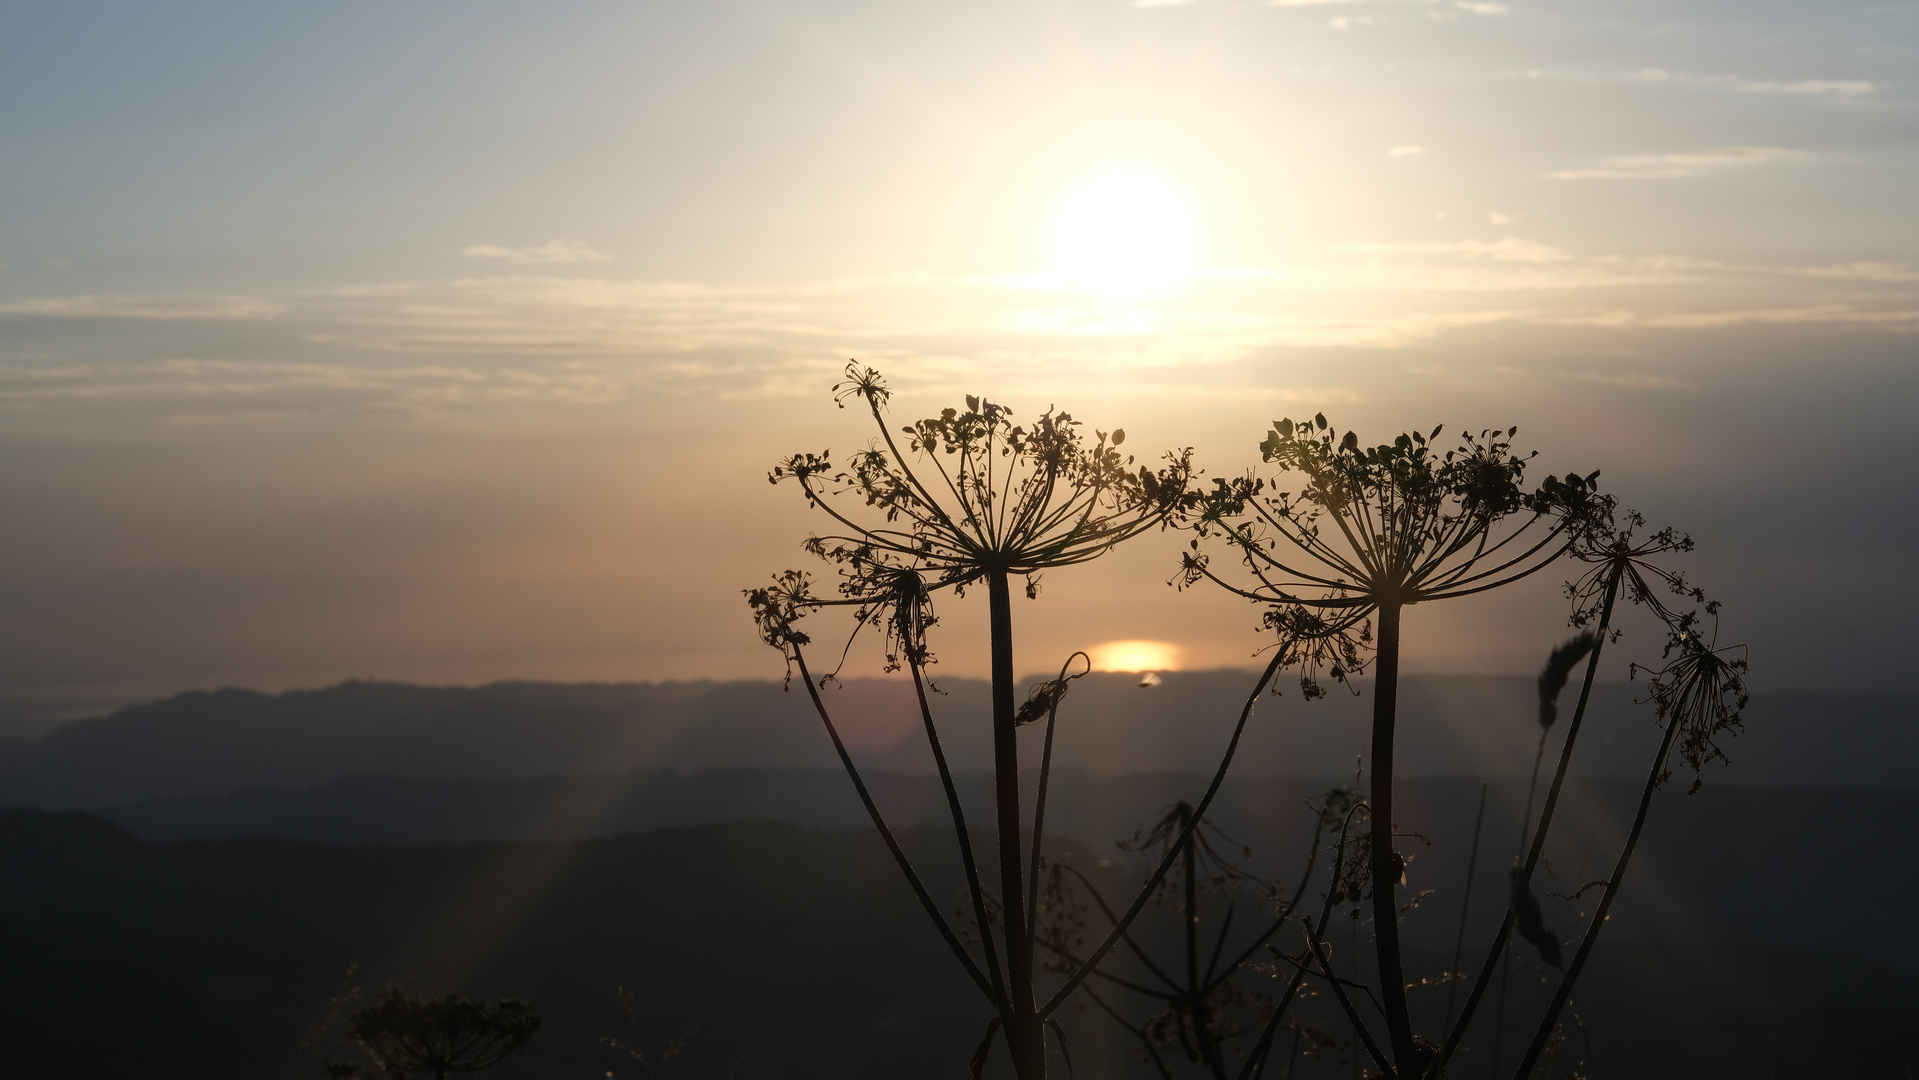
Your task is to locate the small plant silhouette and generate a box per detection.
[1034,798,1334,1078]
[334,987,542,1080]
[600,983,742,1080]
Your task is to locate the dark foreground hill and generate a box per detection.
[1,674,1915,807]
[1,810,1915,1079]
[99,772,1919,974]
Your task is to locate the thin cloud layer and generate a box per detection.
[461,240,615,265]
[6,240,1916,417]
[0,295,286,321]
[1548,146,1801,180]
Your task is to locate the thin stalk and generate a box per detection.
[792,647,998,1004]
[1492,950,1511,1078]
[912,657,1006,1002]
[1442,783,1488,1029]
[1367,600,1416,1074]
[1203,901,1239,989]
[1179,805,1227,1078]
[1040,650,1288,1018]
[1026,686,1065,944]
[1434,565,1620,1077]
[1510,692,1682,1079]
[1242,804,1380,1080]
[1303,919,1396,1080]
[1235,955,1312,1080]
[1205,814,1331,996]
[1053,863,1188,991]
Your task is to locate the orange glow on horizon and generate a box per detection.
[1088,639,1182,673]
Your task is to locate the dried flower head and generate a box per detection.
[756,363,1197,673]
[1183,414,1601,687]
[1564,508,1708,635]
[1635,630,1751,794]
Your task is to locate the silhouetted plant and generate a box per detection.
[748,364,1319,1080]
[1439,510,1748,1080]
[1034,798,1336,1078]
[1181,415,1602,1075]
[337,987,541,1080]
[1179,417,1744,1079]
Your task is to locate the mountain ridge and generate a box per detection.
[2,672,1913,807]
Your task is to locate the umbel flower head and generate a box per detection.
[1635,617,1750,794]
[749,363,1198,672]
[1180,413,1602,692]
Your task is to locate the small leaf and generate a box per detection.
[1111,428,1125,446]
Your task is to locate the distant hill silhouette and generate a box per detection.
[1,674,1913,807]
[0,809,1912,1079]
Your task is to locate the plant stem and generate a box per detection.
[1178,804,1226,1077]
[1368,600,1416,1074]
[912,657,1006,1001]
[792,647,997,1002]
[1041,650,1286,1018]
[989,567,1045,1080]
[1305,919,1397,1080]
[1442,782,1488,1030]
[1434,565,1620,1077]
[1510,689,1682,1079]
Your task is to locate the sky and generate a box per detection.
[1,0,1915,718]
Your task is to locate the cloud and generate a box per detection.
[1781,261,1919,282]
[460,240,614,265]
[1388,145,1426,157]
[1453,1,1507,13]
[1533,68,1875,102]
[1558,370,1691,390]
[1547,146,1799,180]
[1339,239,1574,264]
[1737,79,1873,97]
[7,237,1916,418]
[0,295,285,321]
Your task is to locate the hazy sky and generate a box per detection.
[2,0,1915,716]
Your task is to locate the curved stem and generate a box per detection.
[912,657,1006,1002]
[1509,685,1682,1079]
[1303,918,1397,1080]
[792,647,999,1006]
[1434,563,1621,1076]
[1442,783,1489,1030]
[1234,953,1310,1080]
[1027,666,1076,945]
[1040,650,1287,1018]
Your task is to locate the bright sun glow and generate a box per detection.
[1046,165,1202,297]
[1088,639,1183,673]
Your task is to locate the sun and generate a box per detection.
[1088,639,1183,673]
[1045,165,1202,297]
